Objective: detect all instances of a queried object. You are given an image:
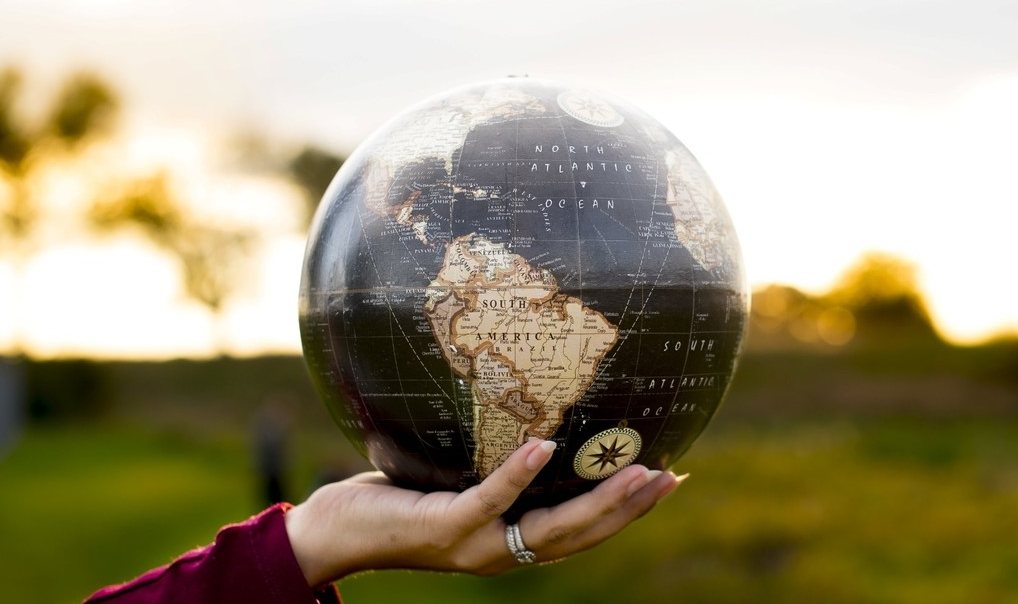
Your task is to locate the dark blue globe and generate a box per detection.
[299,78,748,513]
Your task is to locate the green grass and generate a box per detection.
[339,418,1018,604]
[5,417,1016,604]
[0,423,255,604]
[3,346,1018,603]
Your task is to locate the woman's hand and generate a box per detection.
[284,439,686,587]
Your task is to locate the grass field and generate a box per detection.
[1,343,1017,603]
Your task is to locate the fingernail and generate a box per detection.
[626,468,657,497]
[525,440,557,470]
[675,472,690,485]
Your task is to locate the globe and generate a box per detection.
[299,77,749,514]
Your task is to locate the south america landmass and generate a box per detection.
[424,234,619,477]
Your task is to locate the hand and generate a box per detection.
[284,439,687,586]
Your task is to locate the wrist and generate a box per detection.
[284,501,328,587]
[284,481,407,586]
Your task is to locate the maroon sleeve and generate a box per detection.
[83,504,341,604]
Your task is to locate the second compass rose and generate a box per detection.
[574,425,643,480]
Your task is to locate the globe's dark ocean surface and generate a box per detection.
[299,78,748,512]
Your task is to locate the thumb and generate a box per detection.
[454,439,557,523]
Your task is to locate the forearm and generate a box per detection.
[84,505,339,604]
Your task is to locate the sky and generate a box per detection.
[1,0,1017,357]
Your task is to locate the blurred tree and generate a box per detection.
[88,173,256,315]
[47,73,118,144]
[0,67,265,355]
[748,284,856,350]
[747,253,940,351]
[1,68,118,249]
[0,70,31,169]
[1,67,119,352]
[1,66,358,358]
[827,252,939,342]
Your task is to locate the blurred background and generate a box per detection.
[1,1,1016,602]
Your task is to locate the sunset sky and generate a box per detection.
[1,0,1016,357]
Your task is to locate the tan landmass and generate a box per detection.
[662,146,737,271]
[424,234,619,477]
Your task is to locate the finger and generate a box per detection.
[344,471,394,486]
[562,471,686,551]
[520,468,685,560]
[521,464,651,545]
[453,439,557,524]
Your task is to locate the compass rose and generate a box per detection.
[574,426,643,480]
[557,90,625,128]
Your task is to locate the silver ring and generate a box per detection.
[504,523,536,564]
